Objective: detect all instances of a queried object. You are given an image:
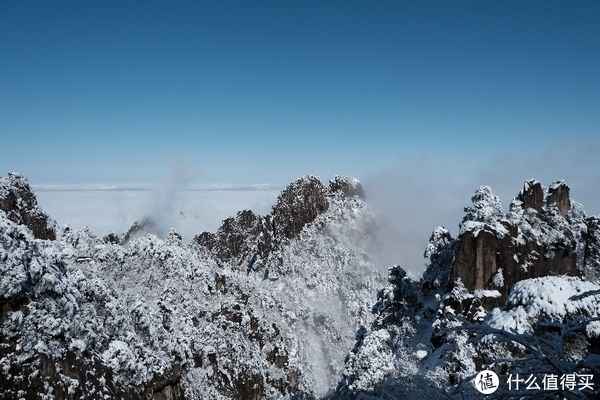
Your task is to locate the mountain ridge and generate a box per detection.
[1,173,599,399]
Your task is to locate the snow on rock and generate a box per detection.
[332,179,600,400]
[0,172,57,240]
[3,173,600,400]
[328,176,364,198]
[459,185,506,237]
[344,329,395,392]
[422,226,455,293]
[488,276,600,333]
[449,180,596,304]
[0,173,383,400]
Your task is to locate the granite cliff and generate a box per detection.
[333,179,600,400]
[450,180,598,302]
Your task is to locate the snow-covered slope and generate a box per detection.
[3,174,599,400]
[0,174,383,400]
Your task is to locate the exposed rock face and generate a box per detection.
[450,224,577,300]
[547,180,572,216]
[328,176,364,198]
[195,210,273,266]
[0,172,56,240]
[449,180,589,302]
[518,179,544,214]
[334,180,600,400]
[0,350,184,400]
[195,176,363,268]
[272,176,329,240]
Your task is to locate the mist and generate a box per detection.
[132,164,199,238]
[360,137,600,275]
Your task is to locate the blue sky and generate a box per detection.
[1,0,599,185]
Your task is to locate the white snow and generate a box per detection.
[488,276,600,334]
[0,179,383,398]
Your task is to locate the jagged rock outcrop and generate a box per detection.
[328,176,364,198]
[333,180,600,400]
[0,172,56,240]
[195,210,273,267]
[449,180,593,302]
[518,179,544,214]
[272,175,329,240]
[421,227,456,293]
[194,176,363,268]
[547,180,572,216]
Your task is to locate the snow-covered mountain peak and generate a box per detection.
[0,173,382,400]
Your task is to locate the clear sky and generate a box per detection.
[1,0,599,185]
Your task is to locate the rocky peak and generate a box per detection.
[547,180,572,216]
[0,172,56,240]
[449,179,586,304]
[422,227,456,293]
[194,209,272,266]
[271,175,329,240]
[518,179,544,214]
[516,179,573,217]
[328,176,364,198]
[194,175,361,269]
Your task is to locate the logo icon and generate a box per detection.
[474,369,499,394]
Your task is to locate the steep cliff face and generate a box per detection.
[449,180,593,301]
[0,172,56,240]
